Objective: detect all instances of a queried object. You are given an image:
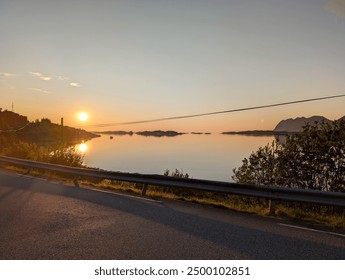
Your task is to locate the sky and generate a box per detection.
[1,0,345,132]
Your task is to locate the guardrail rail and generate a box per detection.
[0,155,344,215]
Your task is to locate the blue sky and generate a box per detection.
[1,0,344,132]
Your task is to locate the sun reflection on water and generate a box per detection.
[79,143,88,153]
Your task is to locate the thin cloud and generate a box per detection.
[30,88,50,94]
[40,76,52,81]
[70,82,81,87]
[29,72,43,77]
[56,75,69,81]
[29,71,52,81]
[0,73,16,90]
[0,72,16,78]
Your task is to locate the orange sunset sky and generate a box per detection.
[1,0,345,132]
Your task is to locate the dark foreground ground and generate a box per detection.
[0,169,344,259]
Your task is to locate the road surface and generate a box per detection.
[0,169,344,259]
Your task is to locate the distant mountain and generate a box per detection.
[274,116,333,132]
[222,115,344,135]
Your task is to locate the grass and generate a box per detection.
[81,175,345,229]
[1,164,344,229]
[275,204,345,228]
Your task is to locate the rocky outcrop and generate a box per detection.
[274,116,333,132]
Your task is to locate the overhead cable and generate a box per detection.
[83,94,345,128]
[0,122,30,132]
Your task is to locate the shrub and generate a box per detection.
[232,119,345,192]
[3,141,84,168]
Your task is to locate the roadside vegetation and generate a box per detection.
[231,118,345,227]
[0,139,84,167]
[0,112,87,167]
[81,177,344,228]
[233,118,345,192]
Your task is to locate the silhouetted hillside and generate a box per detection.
[0,111,99,144]
[0,110,28,130]
[17,118,99,143]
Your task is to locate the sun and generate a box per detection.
[78,112,88,122]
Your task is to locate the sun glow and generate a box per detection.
[79,143,87,153]
[78,112,88,121]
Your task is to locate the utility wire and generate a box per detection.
[0,122,30,133]
[83,94,345,128]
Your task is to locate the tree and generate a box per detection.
[232,119,345,192]
[164,168,189,178]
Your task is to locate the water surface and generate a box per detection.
[76,134,274,182]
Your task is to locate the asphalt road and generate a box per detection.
[0,169,344,259]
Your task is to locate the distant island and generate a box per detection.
[222,130,292,136]
[136,130,186,137]
[91,115,345,138]
[191,132,212,135]
[99,130,186,137]
[100,130,134,136]
[98,130,214,137]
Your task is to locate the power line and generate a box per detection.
[0,122,30,133]
[83,94,345,128]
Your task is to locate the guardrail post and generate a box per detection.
[141,184,148,195]
[25,167,32,175]
[73,177,80,188]
[269,199,276,216]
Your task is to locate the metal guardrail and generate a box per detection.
[0,155,344,215]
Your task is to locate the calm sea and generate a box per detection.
[76,134,275,182]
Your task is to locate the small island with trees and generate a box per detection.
[99,130,186,137]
